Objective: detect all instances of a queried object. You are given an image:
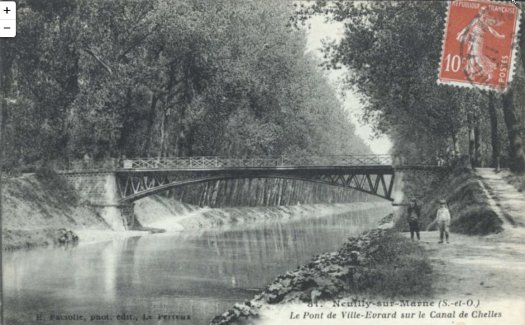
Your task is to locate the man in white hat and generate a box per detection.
[436,199,451,243]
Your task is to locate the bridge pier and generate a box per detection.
[121,203,136,228]
[89,203,136,230]
[63,172,134,230]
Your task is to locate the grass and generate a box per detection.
[3,229,55,250]
[395,163,503,236]
[504,173,525,193]
[450,206,503,235]
[351,230,433,297]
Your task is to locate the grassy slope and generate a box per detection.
[504,172,525,193]
[2,170,110,250]
[395,160,502,235]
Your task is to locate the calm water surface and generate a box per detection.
[4,206,389,325]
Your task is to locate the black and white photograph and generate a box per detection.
[0,1,524,324]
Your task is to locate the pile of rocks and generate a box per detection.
[54,228,79,246]
[377,213,394,228]
[210,228,390,325]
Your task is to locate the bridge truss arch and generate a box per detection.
[115,167,397,203]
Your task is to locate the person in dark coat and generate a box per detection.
[407,198,421,241]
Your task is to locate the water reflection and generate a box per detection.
[5,206,390,324]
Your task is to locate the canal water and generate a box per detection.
[4,205,391,325]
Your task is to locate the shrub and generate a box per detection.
[35,167,78,205]
[355,231,432,297]
[451,207,503,235]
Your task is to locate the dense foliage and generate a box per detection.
[0,0,370,170]
[297,1,525,172]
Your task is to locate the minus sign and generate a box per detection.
[3,27,11,29]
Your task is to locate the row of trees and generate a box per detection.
[297,1,525,172]
[1,0,370,171]
[167,178,377,208]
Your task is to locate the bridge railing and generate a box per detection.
[121,155,393,169]
[62,155,394,171]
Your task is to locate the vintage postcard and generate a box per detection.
[1,1,524,325]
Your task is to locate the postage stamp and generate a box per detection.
[438,0,521,92]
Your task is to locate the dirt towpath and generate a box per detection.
[418,168,525,300]
[476,168,525,227]
[398,168,525,324]
[408,230,525,300]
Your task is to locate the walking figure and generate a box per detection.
[456,6,505,82]
[407,198,421,241]
[436,199,451,244]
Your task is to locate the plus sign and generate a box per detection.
[3,7,10,14]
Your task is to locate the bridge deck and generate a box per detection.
[60,155,445,174]
[59,165,443,175]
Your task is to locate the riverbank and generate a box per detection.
[2,172,112,250]
[134,195,390,231]
[2,172,389,250]
[71,202,390,247]
[210,228,432,324]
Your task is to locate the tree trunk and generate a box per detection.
[468,125,475,167]
[257,179,265,206]
[277,179,283,206]
[247,178,253,206]
[451,133,460,157]
[179,186,186,203]
[474,124,481,167]
[262,179,268,206]
[158,107,167,159]
[502,89,525,172]
[144,94,158,155]
[211,180,219,207]
[200,182,208,207]
[231,179,238,206]
[487,93,500,169]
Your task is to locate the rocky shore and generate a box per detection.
[3,228,79,250]
[210,228,431,325]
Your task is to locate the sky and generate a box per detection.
[304,15,393,155]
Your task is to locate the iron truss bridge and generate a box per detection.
[62,155,445,203]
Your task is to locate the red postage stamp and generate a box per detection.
[438,0,521,91]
